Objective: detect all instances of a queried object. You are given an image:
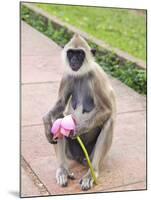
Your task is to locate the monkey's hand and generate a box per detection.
[76,123,88,134]
[69,122,89,139]
[42,113,57,144]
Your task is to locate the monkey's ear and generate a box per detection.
[60,45,64,48]
[74,33,80,38]
[91,49,97,56]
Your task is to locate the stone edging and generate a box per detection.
[21,156,50,196]
[22,2,146,70]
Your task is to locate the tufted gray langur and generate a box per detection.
[43,34,116,190]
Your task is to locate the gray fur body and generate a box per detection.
[43,34,116,190]
[65,73,101,164]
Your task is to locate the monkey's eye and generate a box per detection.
[78,50,85,56]
[67,49,74,58]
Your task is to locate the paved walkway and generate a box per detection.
[21,21,146,197]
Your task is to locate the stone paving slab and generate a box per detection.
[21,21,146,196]
[21,21,60,57]
[21,83,59,126]
[21,55,63,83]
[21,167,41,197]
[102,181,146,192]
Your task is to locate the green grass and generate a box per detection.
[36,3,146,61]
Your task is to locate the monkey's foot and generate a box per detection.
[79,173,94,191]
[56,167,75,187]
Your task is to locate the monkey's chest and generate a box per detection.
[71,78,95,113]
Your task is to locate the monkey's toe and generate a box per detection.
[80,176,94,191]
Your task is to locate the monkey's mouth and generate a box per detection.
[70,63,81,71]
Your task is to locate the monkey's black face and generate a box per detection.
[67,49,85,71]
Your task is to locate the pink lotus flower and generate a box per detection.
[51,115,75,139]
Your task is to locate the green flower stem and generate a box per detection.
[76,136,98,184]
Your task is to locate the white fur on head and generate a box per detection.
[62,34,94,76]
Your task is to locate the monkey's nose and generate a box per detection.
[70,58,81,71]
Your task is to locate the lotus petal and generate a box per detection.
[61,115,75,130]
[60,127,71,136]
[53,130,63,139]
[51,118,62,134]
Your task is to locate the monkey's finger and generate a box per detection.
[57,174,68,187]
[62,175,68,187]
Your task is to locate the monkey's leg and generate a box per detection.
[55,139,75,187]
[80,117,113,190]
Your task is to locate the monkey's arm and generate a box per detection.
[74,107,111,135]
[52,76,72,119]
[43,76,71,143]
